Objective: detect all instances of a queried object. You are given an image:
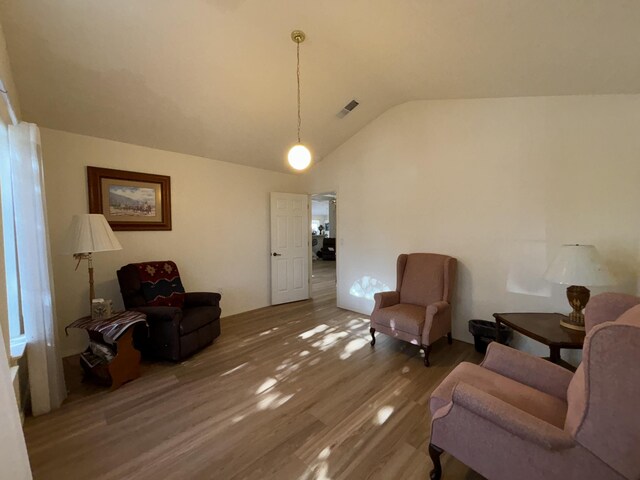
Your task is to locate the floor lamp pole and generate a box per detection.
[87,252,95,308]
[74,252,95,311]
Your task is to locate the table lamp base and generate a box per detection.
[561,285,590,331]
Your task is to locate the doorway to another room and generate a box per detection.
[311,193,337,302]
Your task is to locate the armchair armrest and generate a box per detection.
[184,292,221,308]
[481,342,573,400]
[131,306,182,323]
[423,301,451,345]
[451,382,575,450]
[373,291,400,310]
[426,300,450,318]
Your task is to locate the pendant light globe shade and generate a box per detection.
[287,144,312,170]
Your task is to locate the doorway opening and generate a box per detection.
[310,192,337,302]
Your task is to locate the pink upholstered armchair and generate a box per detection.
[369,253,457,366]
[427,292,640,480]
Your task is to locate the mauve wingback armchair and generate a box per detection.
[117,261,221,361]
[427,292,640,480]
[369,253,457,366]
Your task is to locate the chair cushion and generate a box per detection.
[180,306,221,335]
[134,261,186,308]
[430,362,568,429]
[371,303,425,336]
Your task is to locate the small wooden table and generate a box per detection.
[493,312,585,370]
[66,311,147,390]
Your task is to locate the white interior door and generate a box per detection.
[270,192,310,305]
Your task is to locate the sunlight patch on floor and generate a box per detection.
[259,327,279,336]
[312,331,348,351]
[257,392,294,411]
[232,414,246,424]
[375,405,394,425]
[276,358,292,371]
[346,318,370,332]
[339,338,368,360]
[256,377,277,394]
[221,362,248,377]
[299,447,332,480]
[299,324,330,339]
[276,359,301,374]
[318,447,331,460]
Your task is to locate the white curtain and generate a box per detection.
[8,122,66,415]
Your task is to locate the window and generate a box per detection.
[0,115,24,349]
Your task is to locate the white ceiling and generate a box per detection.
[2,1,640,172]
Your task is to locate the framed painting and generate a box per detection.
[87,166,172,231]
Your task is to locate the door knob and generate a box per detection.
[272,252,282,257]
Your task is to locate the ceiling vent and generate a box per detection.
[337,99,359,118]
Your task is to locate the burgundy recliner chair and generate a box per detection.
[117,261,221,361]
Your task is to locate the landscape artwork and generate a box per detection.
[87,166,172,231]
[109,185,156,217]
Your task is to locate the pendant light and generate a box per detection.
[287,30,312,171]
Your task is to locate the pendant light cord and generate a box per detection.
[296,40,301,144]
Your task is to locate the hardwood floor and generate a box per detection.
[24,261,484,479]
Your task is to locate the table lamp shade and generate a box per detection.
[63,214,122,255]
[544,244,614,287]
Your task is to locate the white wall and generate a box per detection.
[305,95,640,357]
[41,129,304,356]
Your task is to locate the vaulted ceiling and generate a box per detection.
[1,1,640,172]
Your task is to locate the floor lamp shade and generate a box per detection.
[63,214,122,255]
[63,214,122,310]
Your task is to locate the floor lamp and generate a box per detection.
[63,214,122,310]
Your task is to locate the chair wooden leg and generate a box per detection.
[422,344,431,367]
[447,332,453,345]
[369,328,376,347]
[428,443,443,480]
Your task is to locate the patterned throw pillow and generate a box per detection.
[135,261,186,308]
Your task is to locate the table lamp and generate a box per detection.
[63,214,122,309]
[544,244,614,331]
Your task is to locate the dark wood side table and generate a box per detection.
[493,313,585,371]
[66,311,147,390]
